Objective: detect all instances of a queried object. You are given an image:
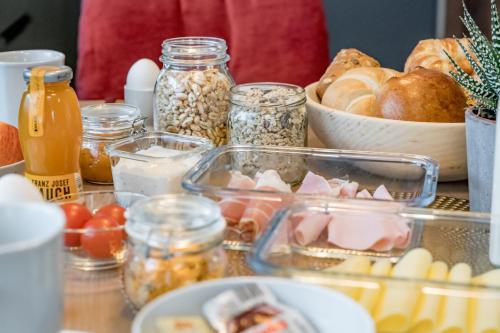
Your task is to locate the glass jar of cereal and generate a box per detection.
[124,194,227,308]
[81,103,145,184]
[153,37,234,146]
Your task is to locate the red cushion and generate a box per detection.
[76,0,329,100]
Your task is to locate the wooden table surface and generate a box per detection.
[62,101,469,333]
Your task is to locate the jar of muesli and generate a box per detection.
[153,37,234,146]
[227,83,307,147]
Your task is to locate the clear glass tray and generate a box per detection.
[182,145,438,246]
[249,200,500,333]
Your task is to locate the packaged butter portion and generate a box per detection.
[202,284,317,333]
[155,316,214,333]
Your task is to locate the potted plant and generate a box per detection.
[446,0,500,212]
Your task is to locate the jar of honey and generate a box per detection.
[18,66,83,201]
[80,103,145,184]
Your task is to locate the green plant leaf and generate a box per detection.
[490,0,500,54]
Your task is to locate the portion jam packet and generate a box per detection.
[202,283,318,333]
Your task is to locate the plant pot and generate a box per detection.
[466,108,496,212]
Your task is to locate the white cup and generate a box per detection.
[0,202,65,333]
[124,86,154,129]
[0,50,65,127]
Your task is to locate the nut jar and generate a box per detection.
[153,37,235,146]
[81,103,145,184]
[227,83,307,147]
[124,194,227,308]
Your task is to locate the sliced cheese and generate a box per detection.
[374,248,433,333]
[409,261,448,333]
[359,259,392,314]
[470,269,500,333]
[324,256,372,301]
[437,263,472,333]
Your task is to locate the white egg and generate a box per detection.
[0,174,44,203]
[125,58,160,90]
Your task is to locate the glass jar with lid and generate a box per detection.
[227,83,307,147]
[80,103,145,184]
[153,37,235,146]
[124,194,227,309]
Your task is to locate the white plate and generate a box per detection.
[132,276,374,333]
[0,160,24,177]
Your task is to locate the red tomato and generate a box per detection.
[81,217,124,259]
[61,203,92,247]
[95,204,126,225]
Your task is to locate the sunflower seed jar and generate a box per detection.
[227,83,307,147]
[154,37,234,146]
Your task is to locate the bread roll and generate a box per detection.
[405,38,474,75]
[376,67,466,122]
[0,122,23,167]
[321,67,400,117]
[316,48,380,99]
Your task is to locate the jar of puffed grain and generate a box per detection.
[153,37,235,146]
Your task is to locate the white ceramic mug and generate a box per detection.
[0,50,65,127]
[0,202,65,333]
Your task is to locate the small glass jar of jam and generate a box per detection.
[124,194,227,308]
[80,103,145,184]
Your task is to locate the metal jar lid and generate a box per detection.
[23,65,73,83]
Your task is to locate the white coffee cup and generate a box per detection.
[0,50,65,127]
[0,202,65,333]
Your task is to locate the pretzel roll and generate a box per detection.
[316,48,380,99]
[321,67,400,117]
[405,38,474,75]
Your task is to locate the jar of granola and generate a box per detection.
[227,83,307,147]
[81,103,145,184]
[124,194,226,308]
[154,37,234,146]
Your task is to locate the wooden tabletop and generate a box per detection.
[62,101,469,333]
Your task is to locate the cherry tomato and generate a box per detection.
[61,203,92,247]
[81,217,124,259]
[95,204,126,225]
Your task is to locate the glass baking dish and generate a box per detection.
[249,200,500,333]
[182,145,438,246]
[106,131,213,196]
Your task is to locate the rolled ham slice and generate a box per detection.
[327,211,410,252]
[340,181,359,198]
[219,171,256,226]
[373,184,394,201]
[356,189,372,199]
[294,212,332,245]
[297,171,333,194]
[239,170,291,240]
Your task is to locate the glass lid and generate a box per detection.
[126,194,225,251]
[82,103,143,134]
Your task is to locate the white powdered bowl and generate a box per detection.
[306,82,467,182]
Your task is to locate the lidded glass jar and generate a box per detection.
[153,37,235,146]
[124,194,227,308]
[80,103,145,184]
[227,83,307,147]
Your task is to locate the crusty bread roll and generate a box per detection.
[0,122,23,167]
[405,38,474,75]
[316,49,380,99]
[376,67,466,122]
[321,67,400,117]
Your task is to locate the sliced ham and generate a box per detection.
[219,171,256,226]
[356,189,372,199]
[373,184,394,201]
[239,170,291,240]
[297,171,333,194]
[294,212,332,245]
[340,181,359,198]
[327,211,410,252]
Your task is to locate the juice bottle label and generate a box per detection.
[25,172,83,201]
[28,67,47,137]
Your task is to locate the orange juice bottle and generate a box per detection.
[18,66,83,201]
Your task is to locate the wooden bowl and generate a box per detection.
[306,82,466,181]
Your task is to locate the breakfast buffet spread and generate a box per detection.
[2,2,500,333]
